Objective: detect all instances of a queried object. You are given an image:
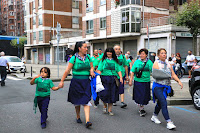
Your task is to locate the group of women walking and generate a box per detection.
[58,41,183,130]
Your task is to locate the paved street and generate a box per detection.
[0,75,200,133]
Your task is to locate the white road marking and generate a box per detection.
[6,76,23,81]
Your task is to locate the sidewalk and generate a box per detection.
[11,63,72,81]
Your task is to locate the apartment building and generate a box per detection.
[0,0,25,36]
[83,0,196,59]
[24,0,82,64]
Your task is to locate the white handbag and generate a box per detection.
[96,75,105,92]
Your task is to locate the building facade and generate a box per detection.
[83,0,197,59]
[0,0,25,36]
[24,0,82,64]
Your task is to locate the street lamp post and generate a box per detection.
[56,22,61,78]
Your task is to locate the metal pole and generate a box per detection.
[147,24,150,58]
[57,38,59,78]
[31,66,32,77]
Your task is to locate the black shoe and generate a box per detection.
[120,102,127,108]
[41,122,46,129]
[76,118,82,123]
[85,122,92,128]
[1,82,5,86]
[139,109,146,117]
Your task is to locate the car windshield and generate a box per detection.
[6,57,22,62]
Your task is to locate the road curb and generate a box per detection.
[167,99,192,105]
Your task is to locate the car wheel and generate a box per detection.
[192,86,200,110]
[176,70,183,79]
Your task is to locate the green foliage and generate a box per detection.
[176,0,200,36]
[10,37,27,49]
[176,0,200,55]
[10,37,27,58]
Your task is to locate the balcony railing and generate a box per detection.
[141,16,189,33]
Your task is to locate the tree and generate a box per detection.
[10,37,27,58]
[176,0,200,55]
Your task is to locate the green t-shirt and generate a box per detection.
[97,59,121,76]
[34,77,55,97]
[131,59,153,82]
[98,53,104,58]
[127,59,132,67]
[117,55,127,78]
[91,56,102,68]
[69,55,92,76]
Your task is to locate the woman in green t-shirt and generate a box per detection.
[58,41,95,128]
[96,48,123,116]
[129,48,153,117]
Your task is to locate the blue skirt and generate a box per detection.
[118,77,125,94]
[98,76,119,103]
[133,81,151,105]
[68,78,91,105]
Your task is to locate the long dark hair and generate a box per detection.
[102,48,119,64]
[73,41,85,55]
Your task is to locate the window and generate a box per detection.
[9,5,13,10]
[17,1,20,9]
[72,17,79,24]
[86,0,93,12]
[39,14,43,25]
[131,7,141,32]
[121,8,130,32]
[86,20,93,34]
[131,0,140,5]
[101,0,106,5]
[10,11,14,16]
[10,32,14,36]
[121,0,140,6]
[33,32,36,40]
[121,7,141,33]
[18,23,20,30]
[121,0,130,6]
[39,31,43,41]
[72,0,79,9]
[33,17,36,25]
[100,17,106,29]
[33,0,35,9]
[17,13,20,20]
[38,0,42,8]
[179,0,187,5]
[10,25,14,30]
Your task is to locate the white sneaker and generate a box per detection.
[167,122,176,130]
[151,115,161,124]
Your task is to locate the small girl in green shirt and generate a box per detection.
[30,67,60,129]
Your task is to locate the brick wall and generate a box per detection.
[54,0,72,12]
[106,15,111,35]
[82,0,86,17]
[54,15,72,28]
[94,18,100,37]
[43,14,53,27]
[144,0,169,9]
[43,0,53,10]
[82,21,86,38]
[143,13,169,20]
[107,0,111,10]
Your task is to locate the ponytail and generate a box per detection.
[73,41,85,55]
